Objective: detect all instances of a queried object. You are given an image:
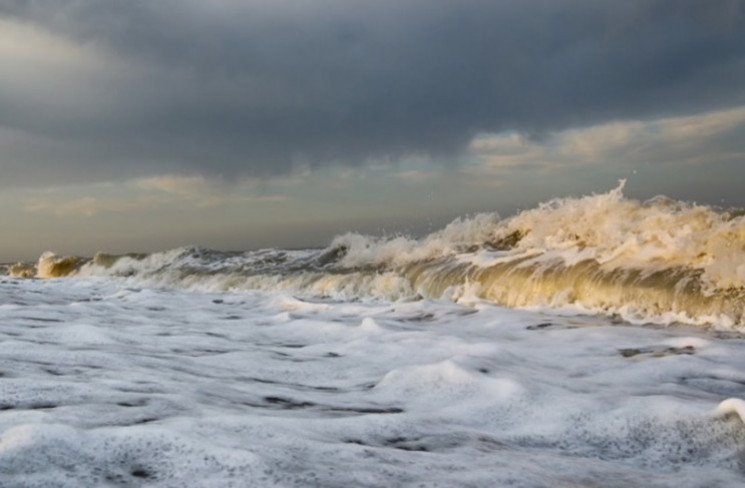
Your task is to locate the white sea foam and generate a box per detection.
[6,185,745,484]
[1,275,745,486]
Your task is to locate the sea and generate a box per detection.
[2,183,745,487]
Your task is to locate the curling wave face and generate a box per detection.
[14,182,745,328]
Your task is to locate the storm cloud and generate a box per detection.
[1,0,744,186]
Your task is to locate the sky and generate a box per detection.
[1,0,744,261]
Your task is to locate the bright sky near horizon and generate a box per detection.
[1,1,744,261]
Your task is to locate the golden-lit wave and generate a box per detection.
[12,183,745,328]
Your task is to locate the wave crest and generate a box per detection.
[13,183,745,328]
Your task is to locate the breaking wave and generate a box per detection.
[10,182,745,328]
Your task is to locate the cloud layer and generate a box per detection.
[1,0,744,186]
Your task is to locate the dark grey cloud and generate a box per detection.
[1,0,744,185]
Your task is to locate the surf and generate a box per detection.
[11,182,745,328]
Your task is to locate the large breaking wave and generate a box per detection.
[9,182,745,328]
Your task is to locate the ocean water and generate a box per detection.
[3,183,745,487]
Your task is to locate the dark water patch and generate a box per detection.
[385,437,429,452]
[130,417,159,425]
[0,402,58,411]
[28,403,57,410]
[473,435,508,452]
[259,396,317,410]
[712,330,745,340]
[620,345,695,359]
[105,466,156,484]
[241,376,342,393]
[241,376,278,385]
[130,468,152,479]
[75,297,103,303]
[171,347,236,357]
[43,367,65,376]
[322,406,404,415]
[195,348,236,355]
[325,352,342,358]
[269,351,316,363]
[117,399,148,408]
[526,322,561,330]
[115,384,169,395]
[403,313,436,323]
[309,385,340,392]
[205,332,229,339]
[343,438,367,446]
[241,395,404,416]
[19,316,64,323]
[344,432,502,453]
[529,322,553,329]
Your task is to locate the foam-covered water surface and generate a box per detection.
[1,276,745,487]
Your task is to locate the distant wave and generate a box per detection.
[10,182,745,328]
